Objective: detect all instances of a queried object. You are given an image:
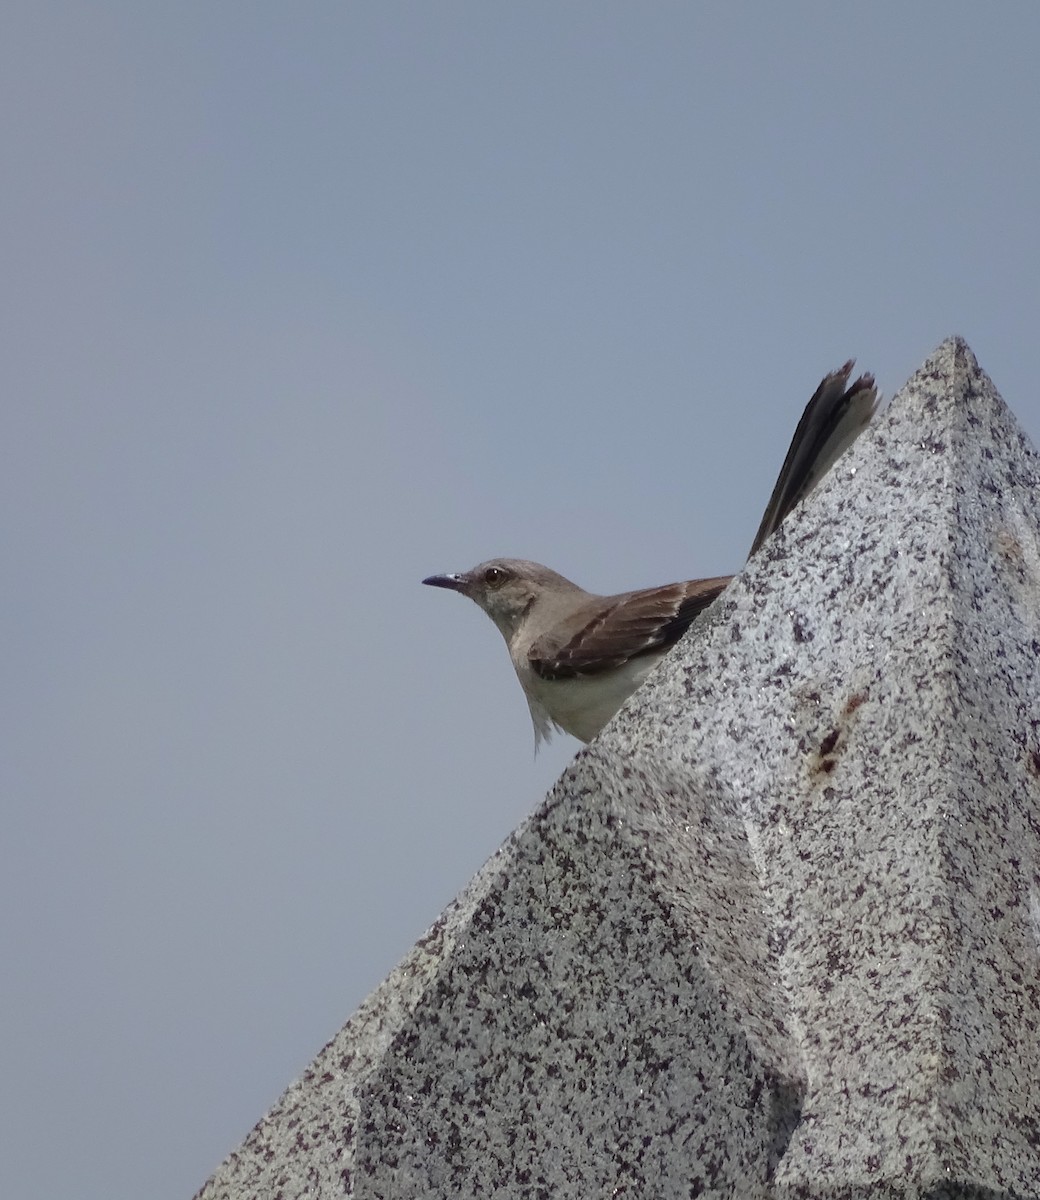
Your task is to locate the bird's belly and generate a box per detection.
[528,654,663,743]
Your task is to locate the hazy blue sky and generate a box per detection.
[3,5,1039,1198]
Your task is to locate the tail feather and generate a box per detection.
[748,361,879,558]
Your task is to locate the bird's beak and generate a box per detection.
[422,573,466,592]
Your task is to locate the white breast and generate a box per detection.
[518,653,665,745]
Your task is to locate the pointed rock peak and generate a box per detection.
[195,342,1040,1200]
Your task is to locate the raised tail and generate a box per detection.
[748,360,879,558]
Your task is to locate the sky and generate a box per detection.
[3,5,1039,1198]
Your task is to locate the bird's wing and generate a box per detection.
[748,360,878,557]
[528,576,731,680]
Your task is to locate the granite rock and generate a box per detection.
[196,339,1040,1199]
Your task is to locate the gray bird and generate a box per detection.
[424,361,878,746]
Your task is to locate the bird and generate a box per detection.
[423,361,878,747]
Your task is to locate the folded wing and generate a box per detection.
[529,576,731,680]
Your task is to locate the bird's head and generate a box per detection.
[422,558,581,643]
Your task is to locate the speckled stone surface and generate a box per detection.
[195,339,1040,1199]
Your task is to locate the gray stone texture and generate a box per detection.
[195,338,1040,1199]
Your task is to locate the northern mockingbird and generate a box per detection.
[424,361,878,747]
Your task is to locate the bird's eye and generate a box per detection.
[483,566,507,587]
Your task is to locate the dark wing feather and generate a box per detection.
[748,361,878,557]
[530,576,731,680]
